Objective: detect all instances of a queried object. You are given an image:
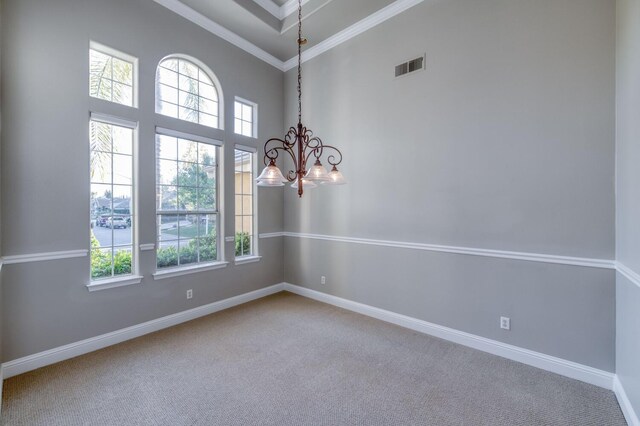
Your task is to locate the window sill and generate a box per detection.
[86,275,143,292]
[234,255,262,265]
[152,261,229,280]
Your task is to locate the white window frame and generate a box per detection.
[155,54,224,130]
[234,144,260,264]
[234,97,258,138]
[89,41,139,108]
[153,127,227,279]
[87,112,142,292]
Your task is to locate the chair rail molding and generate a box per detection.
[283,232,615,269]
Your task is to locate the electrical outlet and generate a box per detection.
[500,316,510,330]
[186,289,193,299]
[321,276,326,285]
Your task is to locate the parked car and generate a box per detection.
[108,217,128,229]
[97,215,110,227]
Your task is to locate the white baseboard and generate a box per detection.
[615,375,640,426]
[1,283,285,379]
[283,283,615,390]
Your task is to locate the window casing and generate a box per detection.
[90,116,137,281]
[156,57,220,128]
[234,98,257,138]
[156,130,222,269]
[89,42,137,107]
[235,147,257,257]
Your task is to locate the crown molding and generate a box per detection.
[154,0,425,72]
[252,0,282,18]
[283,0,424,70]
[153,0,285,71]
[253,0,312,20]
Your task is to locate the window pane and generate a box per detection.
[199,144,216,165]
[114,247,132,276]
[179,75,198,94]
[95,78,112,101]
[157,67,178,88]
[112,82,132,106]
[90,152,112,184]
[160,58,178,72]
[158,159,177,185]
[179,215,198,239]
[234,119,243,135]
[158,101,178,118]
[157,185,177,210]
[113,126,133,155]
[242,104,252,121]
[177,186,197,211]
[235,195,242,216]
[242,121,252,137]
[200,82,217,101]
[158,214,179,241]
[242,195,252,215]
[200,98,217,115]
[199,113,218,128]
[157,135,177,160]
[179,90,198,109]
[112,57,133,85]
[199,214,217,237]
[179,107,198,123]
[179,59,198,78]
[90,50,111,79]
[234,102,242,119]
[198,186,215,211]
[91,248,113,279]
[198,71,213,87]
[157,83,178,104]
[113,154,132,185]
[179,239,198,265]
[178,161,198,186]
[93,215,113,247]
[157,240,179,268]
[178,139,198,162]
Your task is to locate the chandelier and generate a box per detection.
[255,0,346,197]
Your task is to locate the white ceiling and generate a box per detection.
[154,0,424,69]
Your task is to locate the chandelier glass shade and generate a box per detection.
[255,0,345,197]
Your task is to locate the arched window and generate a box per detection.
[155,56,222,129]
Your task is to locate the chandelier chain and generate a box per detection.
[297,0,302,124]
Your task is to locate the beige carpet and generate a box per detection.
[1,292,626,425]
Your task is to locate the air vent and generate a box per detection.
[395,55,425,78]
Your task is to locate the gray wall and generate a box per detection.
[0,0,284,361]
[284,0,616,371]
[616,0,640,415]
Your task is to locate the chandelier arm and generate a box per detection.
[317,145,343,166]
[263,144,298,181]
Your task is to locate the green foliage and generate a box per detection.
[156,235,217,269]
[235,232,251,257]
[91,231,132,279]
[156,246,179,268]
[173,162,215,211]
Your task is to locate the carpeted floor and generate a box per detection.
[1,292,627,425]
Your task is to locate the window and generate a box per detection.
[156,57,220,128]
[90,116,136,280]
[234,98,256,138]
[89,42,137,107]
[156,130,221,269]
[235,147,256,257]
